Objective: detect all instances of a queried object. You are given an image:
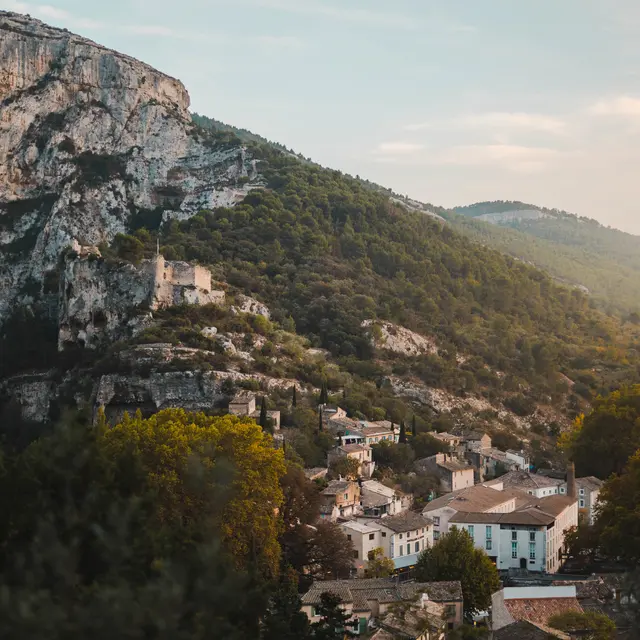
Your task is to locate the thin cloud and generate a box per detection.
[438,144,561,174]
[122,24,175,36]
[405,111,566,134]
[588,95,640,118]
[375,142,425,155]
[0,1,105,29]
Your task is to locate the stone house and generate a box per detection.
[349,511,434,573]
[301,578,463,634]
[559,476,603,525]
[375,597,447,639]
[228,391,281,430]
[328,444,375,478]
[416,453,474,492]
[423,484,518,542]
[432,432,461,450]
[320,480,361,521]
[462,431,492,452]
[360,480,405,517]
[466,447,521,482]
[491,586,582,632]
[359,422,399,445]
[450,494,578,573]
[506,449,531,471]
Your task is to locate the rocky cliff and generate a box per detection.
[0,11,260,324]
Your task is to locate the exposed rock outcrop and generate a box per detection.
[362,320,438,357]
[0,11,260,323]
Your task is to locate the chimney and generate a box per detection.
[567,461,577,500]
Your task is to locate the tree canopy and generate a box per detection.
[413,527,500,617]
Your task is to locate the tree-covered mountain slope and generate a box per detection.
[450,201,640,315]
[2,12,640,457]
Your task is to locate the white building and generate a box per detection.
[559,476,603,525]
[423,484,519,541]
[505,450,531,471]
[360,480,405,517]
[484,470,563,498]
[342,511,433,573]
[450,494,578,573]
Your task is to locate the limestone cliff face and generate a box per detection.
[0,11,260,323]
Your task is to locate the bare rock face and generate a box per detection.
[0,11,260,323]
[362,320,438,357]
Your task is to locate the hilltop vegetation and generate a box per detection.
[450,201,640,315]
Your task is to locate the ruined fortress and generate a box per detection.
[58,250,225,350]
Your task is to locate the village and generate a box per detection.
[224,389,632,638]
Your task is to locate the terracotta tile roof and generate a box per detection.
[375,511,432,533]
[494,620,569,639]
[423,484,516,513]
[360,425,395,436]
[532,494,576,517]
[301,578,462,608]
[450,509,555,526]
[504,597,583,627]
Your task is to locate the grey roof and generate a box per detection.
[423,484,517,513]
[576,476,604,491]
[494,621,568,640]
[375,511,432,533]
[361,491,393,508]
[301,579,462,608]
[450,509,555,527]
[464,431,489,441]
[487,470,563,490]
[322,480,353,495]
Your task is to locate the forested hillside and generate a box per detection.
[451,201,640,315]
[112,137,640,409]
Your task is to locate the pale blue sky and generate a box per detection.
[3,0,640,232]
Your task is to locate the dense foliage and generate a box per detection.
[561,385,640,479]
[414,527,500,617]
[452,200,640,316]
[548,611,616,639]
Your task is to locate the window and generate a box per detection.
[512,530,518,541]
[344,493,348,500]
[468,525,474,538]
[399,534,403,539]
[529,531,536,542]
[399,545,404,556]
[347,535,352,541]
[579,499,585,508]
[415,541,420,553]
[381,532,387,538]
[511,542,518,559]
[434,531,440,540]
[422,528,425,533]
[433,517,440,526]
[529,542,536,560]
[486,540,492,551]
[445,605,456,618]
[560,487,566,493]
[486,526,492,539]
[353,550,358,559]
[579,488,585,496]
[311,607,316,618]
[369,533,375,541]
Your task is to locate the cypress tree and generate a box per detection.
[292,385,297,407]
[399,420,407,444]
[318,409,324,432]
[259,396,268,430]
[319,380,328,406]
[411,415,418,439]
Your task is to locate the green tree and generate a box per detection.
[548,611,615,639]
[371,441,415,474]
[561,385,640,478]
[329,456,360,480]
[364,547,395,578]
[412,433,449,459]
[318,410,324,432]
[260,396,269,430]
[399,420,407,444]
[319,381,329,406]
[413,528,499,618]
[310,592,358,640]
[411,415,418,438]
[594,449,640,563]
[292,385,298,407]
[261,569,311,640]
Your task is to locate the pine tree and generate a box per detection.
[311,592,358,639]
[292,385,297,407]
[399,420,407,444]
[318,410,324,432]
[261,569,310,640]
[259,396,268,430]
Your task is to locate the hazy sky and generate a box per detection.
[3,0,640,233]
